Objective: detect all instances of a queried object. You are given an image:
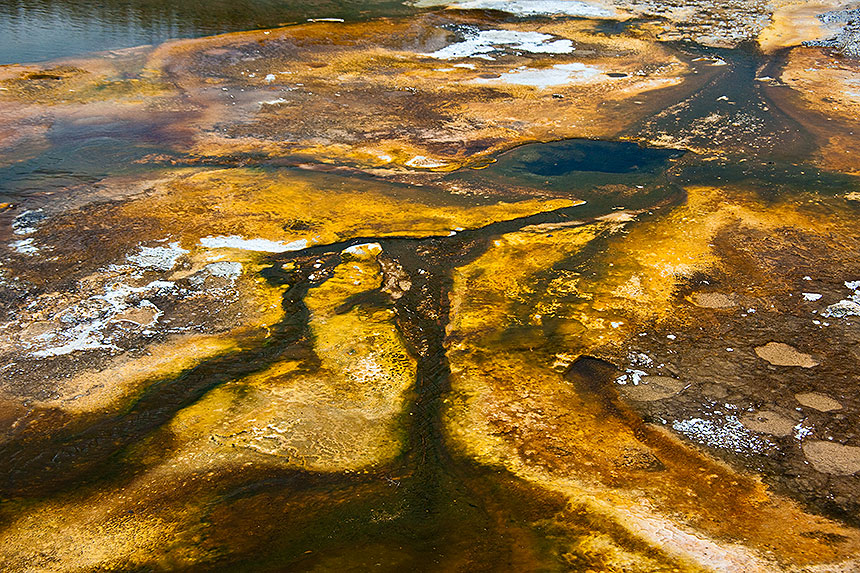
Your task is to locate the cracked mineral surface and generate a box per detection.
[1,1,859,571]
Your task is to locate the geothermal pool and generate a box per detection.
[1,0,859,570]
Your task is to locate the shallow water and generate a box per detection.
[504,139,683,176]
[0,0,414,64]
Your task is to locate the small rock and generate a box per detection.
[821,299,860,318]
[754,342,819,368]
[690,292,735,309]
[614,446,662,470]
[740,409,796,437]
[803,441,860,475]
[12,209,46,235]
[111,306,159,327]
[19,320,55,338]
[795,392,842,412]
[618,376,685,402]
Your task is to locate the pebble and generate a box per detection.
[754,342,819,368]
[691,292,735,309]
[794,392,842,412]
[739,409,796,437]
[618,376,685,401]
[803,441,860,475]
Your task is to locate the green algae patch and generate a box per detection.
[443,186,860,570]
[0,64,171,105]
[168,242,416,472]
[0,244,416,571]
[119,167,579,248]
[447,223,612,352]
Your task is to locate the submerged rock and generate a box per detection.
[617,375,685,401]
[754,342,819,368]
[803,441,860,475]
[740,409,798,437]
[795,392,843,412]
[690,291,736,309]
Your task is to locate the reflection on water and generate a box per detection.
[0,138,153,198]
[0,111,191,201]
[0,0,413,64]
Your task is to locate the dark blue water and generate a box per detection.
[510,139,683,176]
[452,138,686,215]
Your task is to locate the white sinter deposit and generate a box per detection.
[424,29,575,60]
